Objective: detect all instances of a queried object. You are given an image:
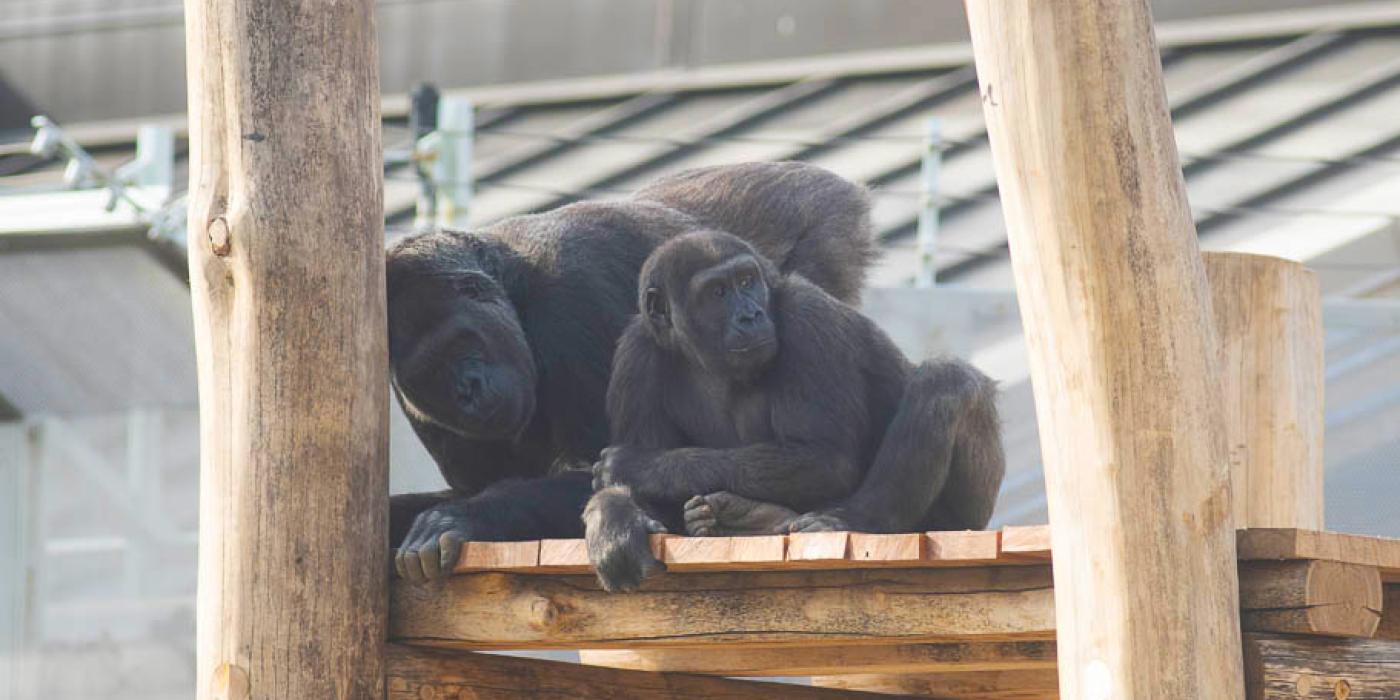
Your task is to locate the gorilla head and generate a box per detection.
[638,231,781,377]
[386,231,536,440]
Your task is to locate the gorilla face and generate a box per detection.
[388,245,537,441]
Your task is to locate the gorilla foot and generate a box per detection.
[584,486,668,593]
[786,510,853,533]
[683,492,799,536]
[395,500,479,583]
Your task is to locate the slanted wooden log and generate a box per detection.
[1243,633,1400,700]
[964,0,1243,697]
[1204,253,1324,530]
[813,669,1060,699]
[184,0,386,697]
[386,644,911,699]
[1239,561,1383,638]
[579,641,1058,677]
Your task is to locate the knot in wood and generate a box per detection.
[210,662,250,700]
[529,596,562,631]
[208,216,231,256]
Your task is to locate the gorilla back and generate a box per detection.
[387,163,875,579]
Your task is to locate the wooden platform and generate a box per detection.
[389,527,1400,698]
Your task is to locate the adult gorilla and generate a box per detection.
[388,162,874,581]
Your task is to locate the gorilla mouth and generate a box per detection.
[727,338,775,355]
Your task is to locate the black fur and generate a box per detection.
[389,162,875,581]
[586,231,1005,591]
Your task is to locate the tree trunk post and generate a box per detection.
[963,1,1245,698]
[183,0,387,697]
[1204,252,1325,530]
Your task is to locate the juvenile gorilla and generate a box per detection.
[389,162,875,581]
[586,231,1005,592]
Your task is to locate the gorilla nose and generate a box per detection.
[456,373,484,405]
[738,308,766,326]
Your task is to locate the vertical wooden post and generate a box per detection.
[183,0,387,698]
[1204,253,1324,530]
[964,2,1245,699]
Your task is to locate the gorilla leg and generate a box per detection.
[789,358,1003,533]
[396,470,593,582]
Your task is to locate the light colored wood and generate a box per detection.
[1204,253,1324,531]
[850,533,924,565]
[579,641,1058,677]
[184,0,385,698]
[538,539,590,571]
[1238,529,1400,582]
[1243,633,1400,700]
[998,526,1050,561]
[386,644,899,700]
[1239,561,1383,638]
[813,670,1060,699]
[926,530,1002,564]
[455,541,542,572]
[789,532,852,562]
[965,1,1244,698]
[390,567,1057,650]
[659,535,786,569]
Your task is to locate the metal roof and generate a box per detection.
[2,19,1398,535]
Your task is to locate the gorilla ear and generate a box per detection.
[644,286,669,329]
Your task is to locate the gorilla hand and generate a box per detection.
[395,500,476,583]
[584,486,667,592]
[684,492,801,536]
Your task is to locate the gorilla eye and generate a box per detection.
[739,274,753,289]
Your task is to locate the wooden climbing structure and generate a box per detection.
[178,0,1400,697]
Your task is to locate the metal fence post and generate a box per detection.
[434,96,474,229]
[915,118,942,288]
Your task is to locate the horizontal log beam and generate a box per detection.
[386,644,905,699]
[391,567,1058,650]
[1240,560,1383,638]
[1243,633,1400,700]
[812,670,1060,699]
[579,641,1058,677]
[1378,585,1400,641]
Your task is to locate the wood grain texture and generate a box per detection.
[184,0,386,697]
[386,644,905,699]
[1238,529,1400,582]
[998,526,1050,561]
[1239,561,1383,638]
[390,567,1057,650]
[1205,253,1324,531]
[1243,633,1400,700]
[965,1,1244,697]
[926,530,1002,564]
[578,641,1058,677]
[813,670,1060,699]
[455,541,542,572]
[850,533,925,565]
[788,532,852,562]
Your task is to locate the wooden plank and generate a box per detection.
[659,535,786,570]
[183,0,386,697]
[1239,561,1383,638]
[454,541,541,572]
[965,1,1244,697]
[1238,529,1400,581]
[998,526,1050,561]
[788,532,852,563]
[850,533,925,565]
[386,644,904,699]
[1205,253,1324,531]
[390,566,1057,650]
[926,530,1002,564]
[538,539,590,572]
[813,670,1060,699]
[579,641,1058,677]
[1243,633,1400,700]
